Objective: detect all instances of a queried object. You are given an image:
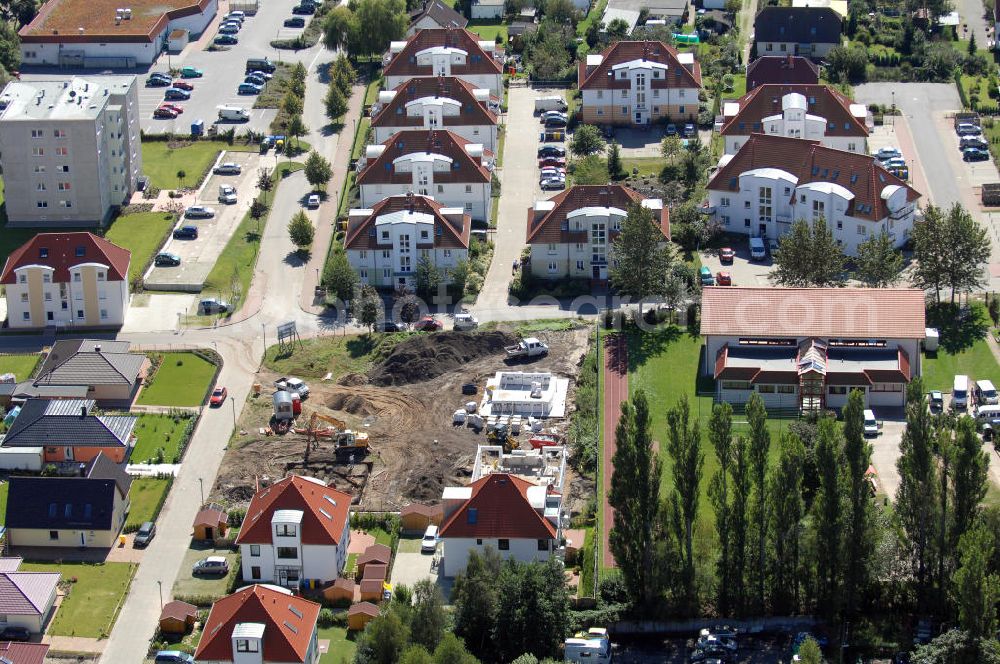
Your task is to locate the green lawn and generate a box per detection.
[141,141,232,191]
[131,413,194,464]
[369,527,393,547]
[105,211,178,283]
[0,354,40,381]
[921,339,1000,393]
[363,76,383,107]
[620,157,666,179]
[202,162,304,305]
[467,21,508,42]
[21,562,135,638]
[0,482,8,527]
[137,352,217,407]
[172,542,240,604]
[351,118,371,162]
[264,332,414,381]
[319,626,357,663]
[124,478,172,530]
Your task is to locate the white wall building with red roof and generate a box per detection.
[706,133,920,255]
[383,28,504,96]
[0,232,130,329]
[235,476,351,588]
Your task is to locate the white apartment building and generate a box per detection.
[525,184,669,281]
[357,129,493,221]
[706,134,919,256]
[0,232,131,329]
[0,76,141,227]
[720,84,871,155]
[371,76,499,151]
[345,194,470,291]
[383,28,504,96]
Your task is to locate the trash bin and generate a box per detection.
[191,119,204,136]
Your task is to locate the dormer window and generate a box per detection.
[39,248,48,258]
[275,524,297,537]
[75,246,85,257]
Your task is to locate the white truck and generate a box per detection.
[534,96,567,113]
[218,105,250,122]
[275,376,310,398]
[218,185,237,204]
[505,337,548,358]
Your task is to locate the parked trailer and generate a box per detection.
[983,182,1000,207]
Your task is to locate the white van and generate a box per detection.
[976,405,1000,424]
[953,375,970,410]
[565,628,611,663]
[534,96,567,113]
[421,525,438,553]
[453,313,479,331]
[976,379,999,406]
[863,409,878,437]
[749,237,766,261]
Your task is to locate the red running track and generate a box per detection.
[601,333,628,569]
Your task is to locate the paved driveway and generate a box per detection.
[699,240,775,287]
[870,416,905,501]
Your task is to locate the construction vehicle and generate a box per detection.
[295,411,370,458]
[505,337,548,359]
[487,423,518,453]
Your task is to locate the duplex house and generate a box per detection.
[525,184,669,282]
[357,130,493,221]
[702,286,926,411]
[20,339,149,405]
[371,76,499,151]
[0,558,59,634]
[0,232,130,329]
[720,84,871,155]
[406,0,468,35]
[706,133,920,255]
[746,55,820,90]
[345,193,470,291]
[439,473,560,576]
[383,28,504,96]
[2,398,135,464]
[235,476,351,587]
[753,7,842,60]
[6,451,131,548]
[577,40,702,126]
[195,585,321,664]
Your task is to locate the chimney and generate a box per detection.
[94,344,101,353]
[80,404,87,418]
[78,462,86,477]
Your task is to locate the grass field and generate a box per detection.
[922,339,1000,393]
[319,626,357,663]
[21,562,135,638]
[124,478,172,530]
[0,482,8,526]
[467,21,507,42]
[620,157,667,179]
[264,332,414,381]
[364,76,383,107]
[141,141,238,191]
[131,413,194,463]
[105,211,178,283]
[137,352,217,407]
[0,354,40,381]
[172,542,239,604]
[351,118,371,162]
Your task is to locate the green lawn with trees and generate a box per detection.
[140,141,254,191]
[106,211,179,283]
[131,413,195,463]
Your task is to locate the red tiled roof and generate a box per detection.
[746,55,820,90]
[235,476,351,547]
[721,84,867,137]
[526,185,669,244]
[1,232,130,285]
[160,600,197,622]
[439,473,556,540]
[357,130,492,187]
[701,286,927,339]
[578,40,702,91]
[193,506,227,528]
[0,642,49,664]
[708,133,919,221]
[371,76,498,130]
[401,502,443,517]
[384,28,502,78]
[344,194,471,251]
[20,0,212,43]
[195,585,321,663]
[357,543,392,567]
[348,601,380,617]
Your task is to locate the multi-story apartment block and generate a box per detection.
[346,193,470,291]
[577,40,702,126]
[706,134,920,255]
[0,76,141,227]
[753,7,842,60]
[525,185,669,281]
[357,129,493,221]
[0,232,130,329]
[720,84,871,155]
[372,76,500,151]
[383,28,504,96]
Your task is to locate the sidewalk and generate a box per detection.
[299,83,366,314]
[601,333,628,569]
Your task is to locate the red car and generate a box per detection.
[153,106,178,119]
[171,80,195,90]
[719,247,734,263]
[539,157,566,168]
[209,386,228,407]
[161,103,184,114]
[413,316,443,331]
[716,271,732,286]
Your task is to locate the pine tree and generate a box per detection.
[607,141,625,180]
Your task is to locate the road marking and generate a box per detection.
[307,45,325,73]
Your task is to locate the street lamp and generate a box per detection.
[199,477,204,506]
[157,580,163,610]
[230,396,237,431]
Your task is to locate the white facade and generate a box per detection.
[579,57,699,125]
[722,92,868,155]
[757,40,837,59]
[707,168,915,256]
[6,263,129,329]
[372,93,498,151]
[442,536,555,576]
[239,511,350,587]
[480,371,570,418]
[385,43,503,95]
[470,0,504,18]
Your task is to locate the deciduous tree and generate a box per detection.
[569,124,606,156]
[410,579,446,651]
[288,210,315,249]
[609,204,674,312]
[304,151,333,188]
[323,250,360,302]
[855,231,904,287]
[325,82,349,121]
[771,218,845,287]
[414,255,443,299]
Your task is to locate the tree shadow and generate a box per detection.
[623,324,685,373]
[284,250,310,266]
[323,122,345,137]
[927,302,989,354]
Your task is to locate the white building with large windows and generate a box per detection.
[345,193,470,291]
[706,134,920,255]
[383,28,504,96]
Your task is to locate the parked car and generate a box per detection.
[377,320,407,332]
[248,69,274,80]
[956,122,981,136]
[964,147,990,162]
[453,313,479,330]
[179,66,203,78]
[153,106,178,119]
[214,34,238,45]
[284,16,306,26]
[192,556,229,575]
[171,80,194,91]
[875,146,901,160]
[209,386,228,406]
[164,88,191,101]
[134,521,156,547]
[540,177,566,190]
[146,76,171,87]
[719,247,734,263]
[413,316,443,331]
[172,225,199,239]
[421,525,438,553]
[0,627,30,642]
[214,162,242,175]
[928,390,944,413]
[218,23,240,34]
[540,110,567,122]
[185,205,215,218]
[245,73,266,86]
[682,123,697,138]
[154,652,194,664]
[699,265,715,285]
[544,116,567,128]
[665,123,678,136]
[960,136,989,150]
[292,3,316,12]
[539,168,566,181]
[238,82,263,95]
[225,10,245,21]
[539,157,566,168]
[161,103,184,114]
[200,298,230,315]
[307,194,321,208]
[537,145,566,158]
[154,252,181,267]
[716,270,732,286]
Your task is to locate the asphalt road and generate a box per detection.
[956,0,991,49]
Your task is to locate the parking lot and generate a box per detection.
[699,240,775,287]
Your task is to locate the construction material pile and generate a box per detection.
[368,331,517,386]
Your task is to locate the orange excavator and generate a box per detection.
[295,411,370,460]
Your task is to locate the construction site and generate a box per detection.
[211,326,593,514]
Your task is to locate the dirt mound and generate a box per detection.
[328,393,371,415]
[338,373,369,386]
[369,330,517,386]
